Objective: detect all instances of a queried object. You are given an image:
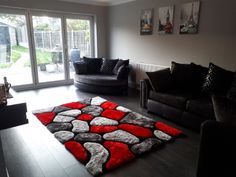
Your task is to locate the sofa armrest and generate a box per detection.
[140,79,152,108]
[196,120,236,177]
[73,62,88,74]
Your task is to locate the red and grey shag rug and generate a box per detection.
[33,96,182,176]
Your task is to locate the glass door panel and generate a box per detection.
[66,18,92,79]
[32,16,65,83]
[0,13,33,86]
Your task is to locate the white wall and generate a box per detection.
[108,0,236,71]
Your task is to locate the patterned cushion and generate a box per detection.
[202,63,234,94]
[83,57,103,74]
[227,73,236,101]
[100,59,118,74]
[113,59,129,74]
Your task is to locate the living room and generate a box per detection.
[0,0,235,177]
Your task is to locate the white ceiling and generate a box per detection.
[58,0,136,6]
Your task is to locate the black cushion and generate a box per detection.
[227,73,236,100]
[212,95,236,126]
[202,63,234,94]
[170,61,194,91]
[190,63,209,93]
[117,65,129,80]
[113,59,129,74]
[186,97,215,119]
[100,59,118,74]
[73,62,87,74]
[149,90,192,110]
[83,57,103,74]
[146,68,172,92]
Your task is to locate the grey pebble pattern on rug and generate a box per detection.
[84,142,109,176]
[131,138,163,155]
[103,130,139,144]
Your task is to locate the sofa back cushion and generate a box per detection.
[73,62,88,74]
[191,63,209,93]
[227,73,236,100]
[170,61,194,91]
[100,59,118,74]
[202,63,234,95]
[117,65,130,80]
[146,68,172,92]
[83,57,103,74]
[113,59,129,74]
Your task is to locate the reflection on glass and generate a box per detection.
[32,16,65,83]
[0,13,32,86]
[66,18,91,78]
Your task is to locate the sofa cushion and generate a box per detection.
[149,91,192,109]
[212,95,236,126]
[227,73,236,100]
[74,74,127,87]
[100,59,118,74]
[73,62,87,74]
[202,63,234,95]
[170,61,193,91]
[117,65,129,80]
[191,63,209,93]
[83,57,103,74]
[186,96,214,119]
[146,68,172,92]
[113,59,129,74]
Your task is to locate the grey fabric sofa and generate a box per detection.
[140,62,235,131]
[73,57,130,94]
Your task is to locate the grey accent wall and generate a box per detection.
[0,0,108,57]
[108,0,236,70]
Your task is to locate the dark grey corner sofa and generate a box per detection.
[73,57,130,94]
[140,61,236,131]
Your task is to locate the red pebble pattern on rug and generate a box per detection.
[77,114,94,121]
[34,112,55,125]
[33,96,182,176]
[90,126,118,134]
[155,122,182,137]
[118,124,153,138]
[104,141,135,170]
[101,109,126,121]
[64,141,88,163]
[62,102,87,109]
[101,101,118,110]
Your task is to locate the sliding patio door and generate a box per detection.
[0,8,95,90]
[0,12,33,86]
[32,15,66,83]
[65,16,94,79]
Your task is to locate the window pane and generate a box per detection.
[32,16,65,83]
[66,18,91,78]
[0,13,32,86]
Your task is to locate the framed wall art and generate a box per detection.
[140,8,154,35]
[179,1,201,34]
[158,6,174,34]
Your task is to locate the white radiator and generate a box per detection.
[129,62,167,88]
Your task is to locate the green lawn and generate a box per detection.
[11,51,21,63]
[12,45,52,64]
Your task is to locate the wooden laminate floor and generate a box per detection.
[0,85,200,177]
